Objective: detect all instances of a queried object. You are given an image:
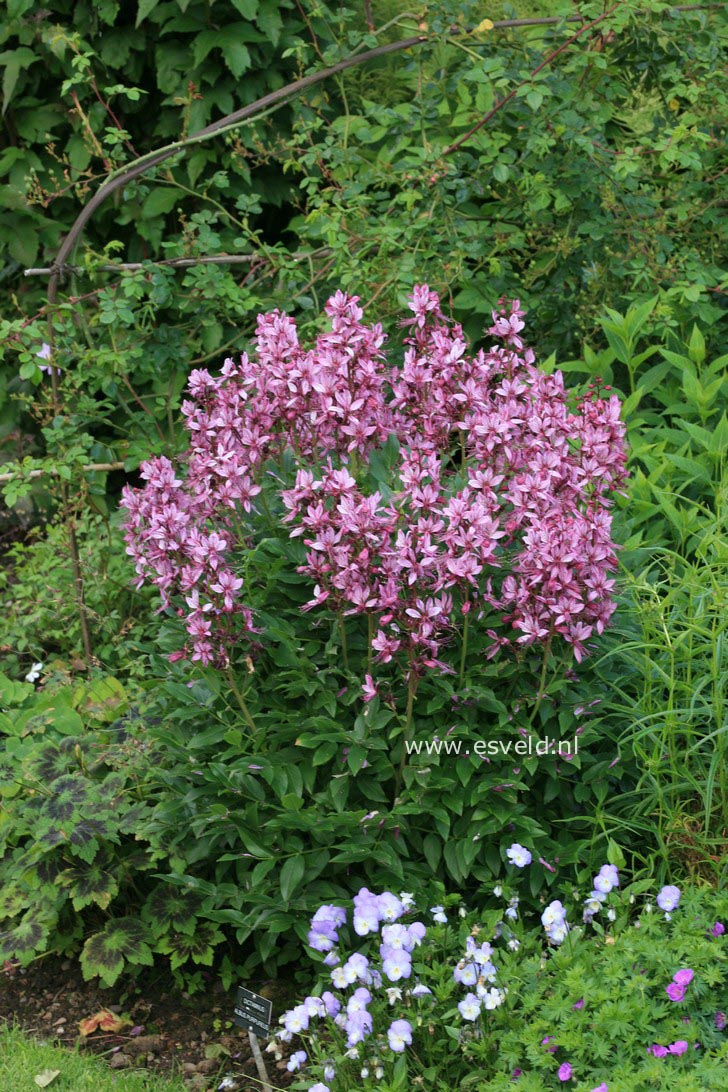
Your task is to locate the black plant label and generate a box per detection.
[233,985,273,1038]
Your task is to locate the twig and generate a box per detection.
[0,462,125,484]
[24,249,330,277]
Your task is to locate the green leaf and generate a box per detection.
[1,49,37,114]
[279,855,305,902]
[423,833,441,873]
[256,2,283,46]
[80,918,153,987]
[192,30,221,68]
[231,0,258,16]
[688,324,706,365]
[221,40,251,78]
[141,187,184,219]
[135,0,158,27]
[606,839,626,869]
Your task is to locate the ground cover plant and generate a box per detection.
[268,864,728,1091]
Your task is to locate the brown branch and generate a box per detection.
[0,463,125,484]
[25,248,330,277]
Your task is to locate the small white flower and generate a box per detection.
[508,938,520,951]
[324,1065,336,1082]
[459,906,467,918]
[607,908,617,922]
[493,885,503,897]
[506,843,532,868]
[375,1067,384,1079]
[345,1047,359,1060]
[385,987,402,1005]
[361,1068,369,1078]
[505,907,518,921]
[430,905,447,923]
[400,891,415,910]
[645,902,653,914]
[25,662,43,683]
[218,1079,236,1091]
[481,987,506,1010]
[664,912,672,922]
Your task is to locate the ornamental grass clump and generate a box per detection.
[121,287,627,689]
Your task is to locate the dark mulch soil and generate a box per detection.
[0,957,297,1091]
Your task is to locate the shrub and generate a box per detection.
[106,288,633,977]
[268,867,728,1091]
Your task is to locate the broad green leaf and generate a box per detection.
[141,187,185,219]
[279,855,305,902]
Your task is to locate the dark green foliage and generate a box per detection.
[0,0,321,274]
[560,308,728,878]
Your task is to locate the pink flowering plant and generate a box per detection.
[118,287,632,964]
[262,866,727,1092]
[123,286,626,681]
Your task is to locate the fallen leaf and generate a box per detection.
[78,1009,129,1036]
[475,18,494,32]
[34,1071,61,1088]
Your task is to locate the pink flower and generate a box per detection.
[668,1040,689,1056]
[121,287,626,683]
[666,982,686,1002]
[557,1062,572,1081]
[672,969,694,988]
[362,674,379,702]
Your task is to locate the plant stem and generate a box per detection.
[367,614,374,674]
[459,602,470,688]
[395,668,419,798]
[338,613,350,673]
[226,667,258,735]
[530,639,552,727]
